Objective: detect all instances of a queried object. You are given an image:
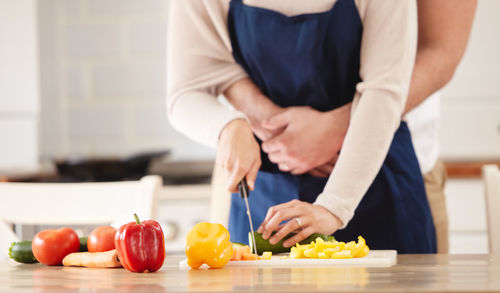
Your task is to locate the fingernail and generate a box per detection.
[248,181,254,190]
[269,237,277,245]
[257,226,263,233]
[283,241,291,248]
[262,232,269,240]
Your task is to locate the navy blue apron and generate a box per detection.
[227,0,436,253]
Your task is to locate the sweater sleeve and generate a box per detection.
[166,0,248,148]
[314,0,418,227]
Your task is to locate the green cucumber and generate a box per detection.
[249,232,329,255]
[79,236,88,252]
[231,242,246,249]
[8,237,88,264]
[8,241,38,264]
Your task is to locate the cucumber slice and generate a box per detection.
[231,242,247,249]
[249,232,329,255]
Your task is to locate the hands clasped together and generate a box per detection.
[216,79,351,245]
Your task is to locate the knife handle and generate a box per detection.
[238,178,250,198]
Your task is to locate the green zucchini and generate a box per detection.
[8,241,38,264]
[8,237,88,264]
[249,231,329,255]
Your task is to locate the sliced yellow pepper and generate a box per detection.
[288,236,369,259]
[262,251,272,260]
[185,222,232,269]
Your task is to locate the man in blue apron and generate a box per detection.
[226,0,436,254]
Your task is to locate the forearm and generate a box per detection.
[168,91,247,148]
[404,46,464,114]
[403,0,477,114]
[224,77,280,122]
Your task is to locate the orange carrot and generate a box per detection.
[62,249,121,268]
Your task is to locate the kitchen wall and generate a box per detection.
[36,0,500,161]
[439,0,500,160]
[38,0,214,161]
[0,0,39,171]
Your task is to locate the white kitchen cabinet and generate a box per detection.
[445,179,489,254]
[440,96,500,161]
[158,184,211,253]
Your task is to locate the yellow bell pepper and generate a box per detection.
[185,222,233,269]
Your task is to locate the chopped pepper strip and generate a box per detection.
[289,236,370,259]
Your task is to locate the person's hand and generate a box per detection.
[307,157,337,178]
[223,78,285,141]
[257,199,342,247]
[217,119,261,192]
[261,103,351,175]
[247,100,285,141]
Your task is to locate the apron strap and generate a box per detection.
[231,0,243,3]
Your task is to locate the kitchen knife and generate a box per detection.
[238,178,257,255]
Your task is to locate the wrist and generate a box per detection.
[219,118,252,143]
[316,205,343,228]
[251,96,282,123]
[325,103,351,133]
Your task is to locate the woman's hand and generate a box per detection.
[217,119,261,192]
[257,199,342,248]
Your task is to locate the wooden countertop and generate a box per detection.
[1,254,500,292]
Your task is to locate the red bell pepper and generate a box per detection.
[115,214,165,273]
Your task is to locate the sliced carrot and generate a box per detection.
[238,246,251,254]
[241,252,259,260]
[231,248,242,261]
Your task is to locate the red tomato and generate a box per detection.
[87,226,117,252]
[32,227,80,266]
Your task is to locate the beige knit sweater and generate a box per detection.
[167,0,417,227]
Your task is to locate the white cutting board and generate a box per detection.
[179,250,397,269]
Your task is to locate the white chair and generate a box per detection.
[482,165,500,254]
[0,175,162,260]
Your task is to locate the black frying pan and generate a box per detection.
[54,150,170,182]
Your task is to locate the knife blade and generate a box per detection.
[238,178,257,255]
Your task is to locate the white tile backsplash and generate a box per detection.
[65,65,88,100]
[0,119,38,170]
[132,103,172,137]
[38,0,212,159]
[88,0,165,15]
[67,105,127,139]
[92,63,165,99]
[128,23,167,55]
[63,24,123,59]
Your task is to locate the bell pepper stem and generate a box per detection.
[133,213,141,225]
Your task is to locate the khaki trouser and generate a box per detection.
[423,159,449,253]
